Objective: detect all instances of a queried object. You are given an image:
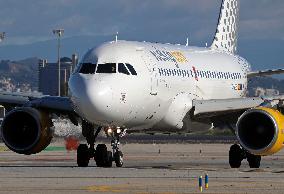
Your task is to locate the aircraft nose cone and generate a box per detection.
[87,80,113,118]
[69,73,113,122]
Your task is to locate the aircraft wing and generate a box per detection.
[191,96,284,126]
[193,97,263,118]
[247,69,284,78]
[0,91,74,115]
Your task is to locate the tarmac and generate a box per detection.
[1,142,284,194]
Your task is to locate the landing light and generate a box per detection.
[116,127,121,134]
[107,127,112,134]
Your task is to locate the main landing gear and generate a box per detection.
[76,121,125,167]
[229,144,261,168]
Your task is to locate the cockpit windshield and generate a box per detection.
[118,63,130,75]
[79,62,137,76]
[75,49,98,73]
[125,63,137,75]
[96,63,116,73]
[79,63,96,74]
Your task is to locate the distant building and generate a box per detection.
[254,87,280,97]
[38,54,78,96]
[0,105,5,118]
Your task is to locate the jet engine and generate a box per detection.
[0,107,53,155]
[236,107,284,156]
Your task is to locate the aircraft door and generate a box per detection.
[191,66,199,98]
[142,51,158,96]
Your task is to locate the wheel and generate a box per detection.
[114,151,123,167]
[247,153,261,168]
[95,144,112,167]
[95,144,107,167]
[77,144,90,167]
[113,151,123,167]
[229,144,243,168]
[105,151,113,167]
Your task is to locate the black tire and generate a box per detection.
[95,144,112,167]
[77,144,90,167]
[229,144,243,168]
[105,151,113,168]
[114,151,123,167]
[247,153,261,168]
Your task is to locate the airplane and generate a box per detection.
[1,0,284,168]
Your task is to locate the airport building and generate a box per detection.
[38,54,78,96]
[254,87,280,97]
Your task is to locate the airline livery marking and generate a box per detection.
[232,84,244,91]
[170,51,188,63]
[158,67,242,81]
[192,66,198,81]
[150,49,188,63]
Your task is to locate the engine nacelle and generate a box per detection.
[0,107,53,155]
[236,107,284,156]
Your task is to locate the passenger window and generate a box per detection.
[96,63,116,73]
[118,63,130,75]
[190,70,193,77]
[125,63,137,75]
[79,63,97,74]
[197,71,200,77]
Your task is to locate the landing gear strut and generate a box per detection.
[76,121,124,168]
[229,144,261,168]
[111,136,124,167]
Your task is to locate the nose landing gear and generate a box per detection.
[77,121,101,167]
[106,127,125,167]
[76,122,125,168]
[77,144,90,167]
[111,138,124,167]
[95,144,113,167]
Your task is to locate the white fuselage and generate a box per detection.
[69,40,250,132]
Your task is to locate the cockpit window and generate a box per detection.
[125,63,137,75]
[79,63,97,74]
[96,63,116,73]
[118,63,130,75]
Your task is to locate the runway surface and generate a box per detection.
[1,143,284,194]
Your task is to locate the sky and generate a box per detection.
[0,0,283,70]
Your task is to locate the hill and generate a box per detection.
[0,57,39,91]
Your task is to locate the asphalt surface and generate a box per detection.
[1,143,284,194]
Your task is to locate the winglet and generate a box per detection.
[211,0,240,54]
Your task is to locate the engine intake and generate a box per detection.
[0,107,53,155]
[236,107,284,156]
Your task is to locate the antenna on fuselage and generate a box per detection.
[186,37,189,47]
[115,32,118,43]
[205,42,208,47]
